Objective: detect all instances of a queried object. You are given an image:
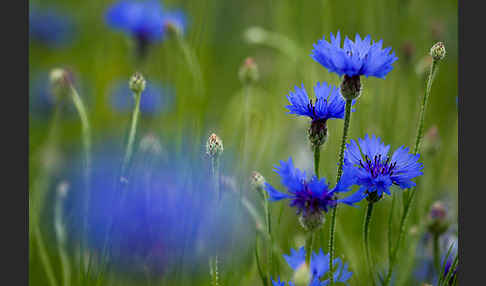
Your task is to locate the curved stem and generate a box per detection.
[363,202,375,286]
[121,91,142,178]
[328,98,353,285]
[384,58,441,286]
[262,187,273,278]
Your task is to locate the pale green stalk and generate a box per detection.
[54,183,71,286]
[121,90,142,177]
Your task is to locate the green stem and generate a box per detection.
[363,202,375,286]
[313,145,320,178]
[54,183,71,286]
[384,58,442,286]
[305,231,315,266]
[387,193,396,263]
[328,98,353,285]
[121,91,142,177]
[262,188,273,278]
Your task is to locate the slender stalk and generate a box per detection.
[384,58,442,286]
[69,85,92,280]
[387,193,396,263]
[121,91,142,177]
[176,32,204,98]
[363,202,375,286]
[262,186,273,279]
[305,232,315,266]
[328,98,353,285]
[313,145,320,178]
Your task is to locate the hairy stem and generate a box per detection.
[313,145,320,178]
[121,91,142,177]
[305,231,315,266]
[328,98,353,285]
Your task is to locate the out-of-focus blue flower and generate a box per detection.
[340,134,423,203]
[29,6,76,47]
[105,0,165,43]
[62,137,250,274]
[264,157,358,216]
[311,32,398,78]
[414,230,457,285]
[109,80,175,115]
[286,82,354,122]
[272,247,352,286]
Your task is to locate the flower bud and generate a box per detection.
[292,263,310,286]
[244,26,268,44]
[250,171,266,192]
[340,75,361,100]
[430,42,446,61]
[308,119,327,148]
[299,211,325,232]
[49,68,72,99]
[129,72,146,95]
[206,133,224,158]
[238,57,259,85]
[427,201,449,235]
[422,125,441,155]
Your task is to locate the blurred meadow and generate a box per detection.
[29,0,458,285]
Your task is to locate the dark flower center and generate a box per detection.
[359,154,397,178]
[291,183,336,215]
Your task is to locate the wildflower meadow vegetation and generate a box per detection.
[29,0,458,285]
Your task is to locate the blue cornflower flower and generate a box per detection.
[29,6,75,47]
[109,80,175,115]
[264,157,360,230]
[311,31,398,78]
[340,134,423,203]
[271,247,352,286]
[286,82,354,146]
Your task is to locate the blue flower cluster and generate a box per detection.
[272,247,352,286]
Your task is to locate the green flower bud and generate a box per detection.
[430,42,446,61]
[299,211,325,232]
[238,57,259,85]
[129,72,146,95]
[206,133,224,158]
[427,201,450,235]
[366,191,382,203]
[250,171,266,192]
[308,119,328,148]
[340,75,362,100]
[49,68,72,99]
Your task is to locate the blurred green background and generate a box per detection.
[29,0,458,285]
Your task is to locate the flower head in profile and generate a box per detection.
[264,158,359,217]
[341,134,423,203]
[109,79,174,115]
[286,82,354,146]
[311,31,398,78]
[271,247,352,286]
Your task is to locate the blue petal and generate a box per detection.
[264,183,292,201]
[283,247,306,270]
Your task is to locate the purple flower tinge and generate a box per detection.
[340,134,424,203]
[264,157,360,216]
[311,32,398,78]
